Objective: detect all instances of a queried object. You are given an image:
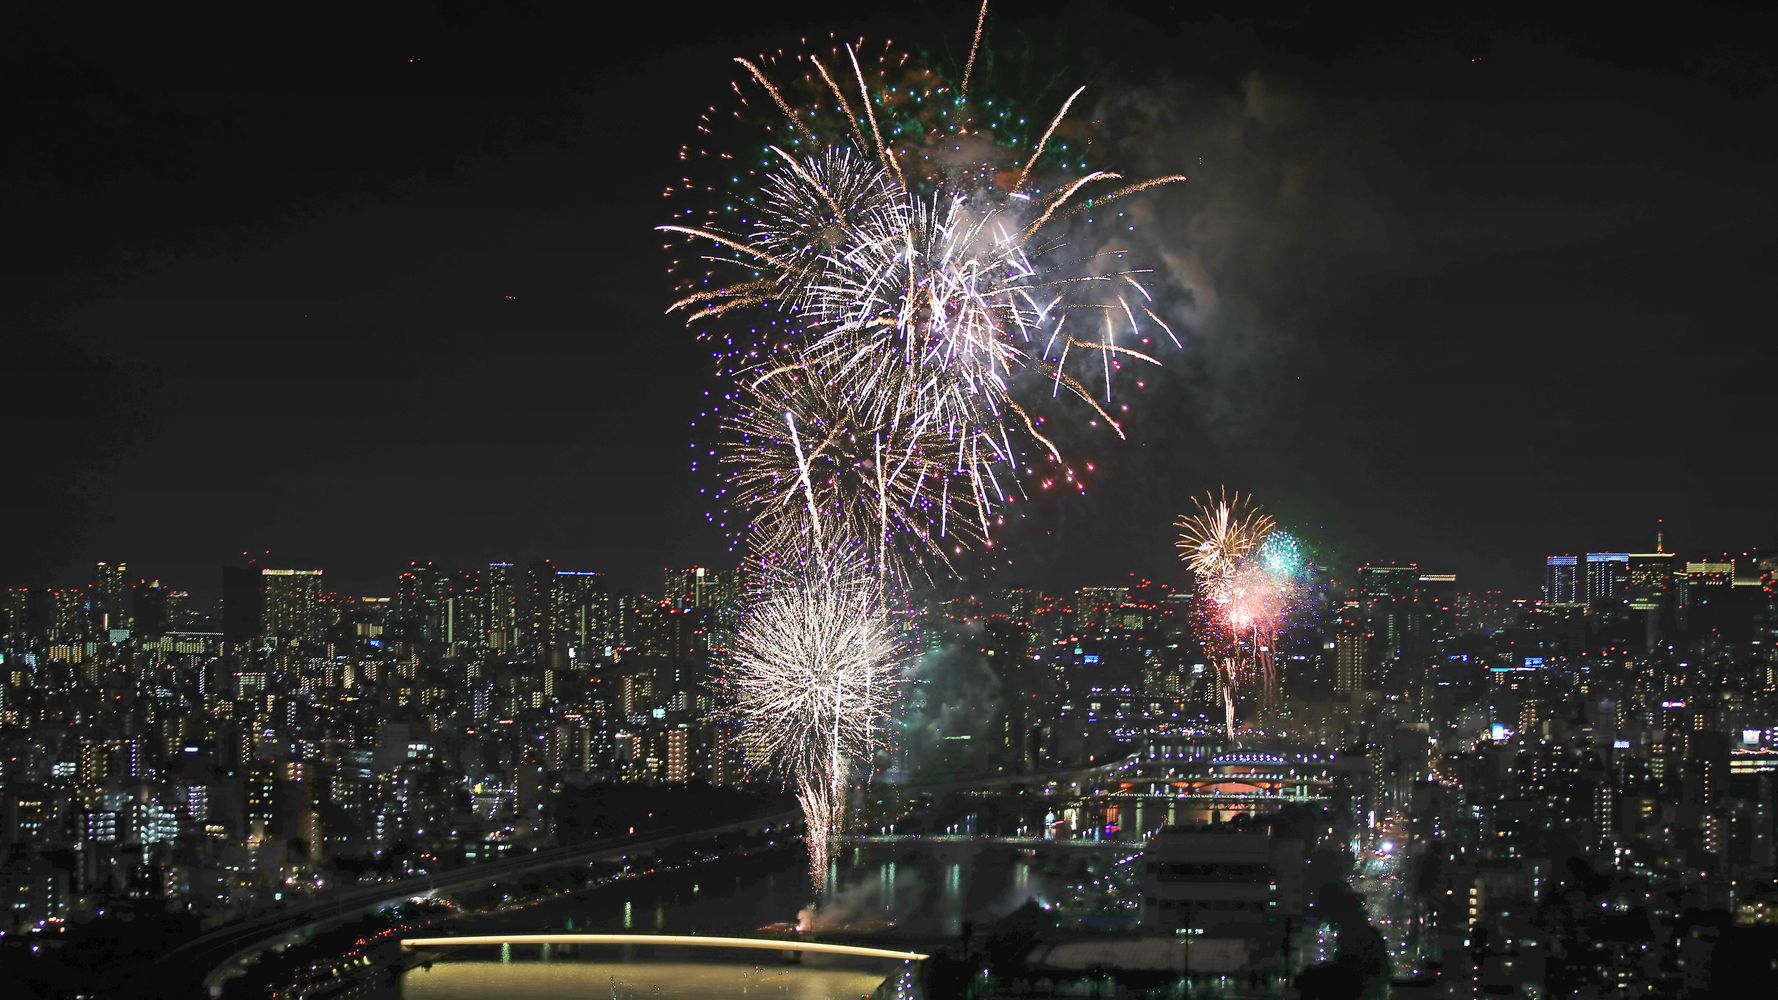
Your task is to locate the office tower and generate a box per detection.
[1677,561,1742,635]
[2,588,32,645]
[611,589,639,649]
[1676,561,1734,626]
[1585,553,1630,612]
[1627,549,1675,612]
[261,569,325,644]
[1626,537,1677,649]
[1335,605,1369,698]
[394,561,446,643]
[484,562,516,652]
[446,568,482,648]
[1357,565,1418,653]
[516,560,557,654]
[1545,555,1580,604]
[91,561,130,634]
[1417,573,1458,647]
[49,588,85,643]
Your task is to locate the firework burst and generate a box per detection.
[663,7,1186,577]
[722,365,993,583]
[726,542,902,889]
[1177,492,1310,738]
[1176,489,1276,581]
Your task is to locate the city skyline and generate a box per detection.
[4,515,1769,605]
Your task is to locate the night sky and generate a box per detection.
[7,2,1776,600]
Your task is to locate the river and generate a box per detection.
[386,840,1110,999]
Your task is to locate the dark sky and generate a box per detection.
[6,2,1775,600]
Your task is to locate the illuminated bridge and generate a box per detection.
[401,932,928,962]
[1097,749,1341,805]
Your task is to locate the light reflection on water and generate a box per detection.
[402,959,889,1000]
[392,845,1065,999]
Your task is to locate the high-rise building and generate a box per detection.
[2,588,34,645]
[517,560,558,654]
[1357,565,1418,656]
[446,568,482,648]
[664,727,689,783]
[1624,537,1678,648]
[1628,550,1675,612]
[1585,553,1630,612]
[611,589,639,649]
[484,562,516,652]
[91,561,130,634]
[261,569,325,644]
[1417,573,1458,648]
[1335,606,1369,698]
[49,588,86,644]
[1545,555,1580,605]
[1676,561,1740,634]
[394,561,446,643]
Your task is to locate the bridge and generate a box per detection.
[1094,750,1340,806]
[400,932,928,962]
[1101,772,1334,803]
[852,834,1139,850]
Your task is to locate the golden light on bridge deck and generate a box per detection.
[399,933,928,962]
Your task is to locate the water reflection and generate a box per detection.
[395,842,1105,999]
[403,959,889,1000]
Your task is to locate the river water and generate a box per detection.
[402,959,893,1000]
